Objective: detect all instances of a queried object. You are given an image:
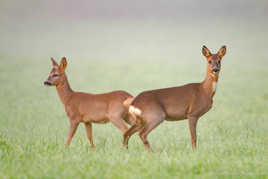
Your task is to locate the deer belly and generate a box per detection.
[82,114,110,123]
[91,118,110,124]
[81,108,109,123]
[165,107,188,121]
[79,102,109,123]
[165,116,186,121]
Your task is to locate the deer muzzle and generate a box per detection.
[212,68,219,73]
[44,81,52,86]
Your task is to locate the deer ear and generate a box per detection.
[202,45,211,58]
[217,45,226,58]
[59,57,67,72]
[51,57,58,67]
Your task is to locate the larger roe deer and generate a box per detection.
[44,57,134,148]
[123,45,227,151]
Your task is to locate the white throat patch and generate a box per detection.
[212,82,217,92]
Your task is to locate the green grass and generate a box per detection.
[0,53,267,178]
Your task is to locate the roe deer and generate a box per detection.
[123,45,227,151]
[44,57,134,148]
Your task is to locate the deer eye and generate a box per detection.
[52,74,59,77]
[208,61,212,64]
[218,61,221,64]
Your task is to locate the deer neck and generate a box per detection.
[201,68,219,98]
[56,74,73,104]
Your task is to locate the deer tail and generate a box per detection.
[123,97,142,116]
[129,105,142,117]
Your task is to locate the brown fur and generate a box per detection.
[123,45,227,151]
[44,57,134,148]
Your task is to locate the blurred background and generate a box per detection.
[0,0,267,61]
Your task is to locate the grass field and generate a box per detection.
[0,20,268,178]
[0,53,267,178]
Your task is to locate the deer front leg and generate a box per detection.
[84,122,94,148]
[66,120,79,147]
[188,117,198,149]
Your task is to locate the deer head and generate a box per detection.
[44,57,67,86]
[202,45,226,76]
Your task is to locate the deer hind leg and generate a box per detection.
[84,122,94,148]
[66,120,79,147]
[108,104,129,134]
[110,116,129,134]
[188,117,199,149]
[138,115,165,151]
[123,116,145,149]
[124,115,136,126]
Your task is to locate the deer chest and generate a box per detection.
[189,96,213,117]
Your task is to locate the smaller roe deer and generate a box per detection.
[44,57,134,148]
[123,45,227,151]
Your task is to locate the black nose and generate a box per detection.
[44,81,52,86]
[212,69,219,72]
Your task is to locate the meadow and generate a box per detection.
[0,21,268,178]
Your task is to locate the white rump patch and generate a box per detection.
[213,82,217,92]
[129,105,142,116]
